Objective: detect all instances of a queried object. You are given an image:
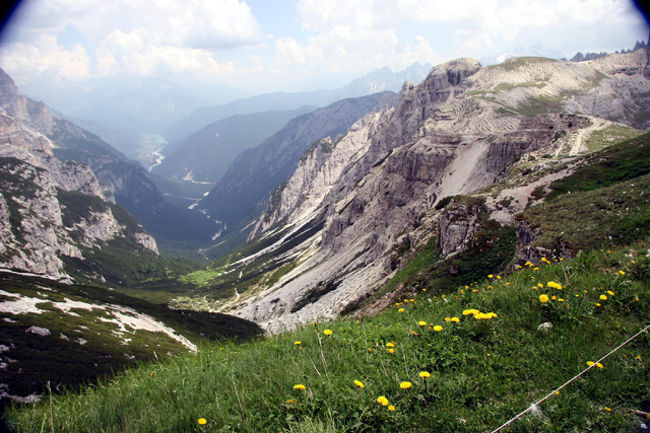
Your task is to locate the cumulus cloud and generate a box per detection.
[0,34,91,81]
[0,0,260,85]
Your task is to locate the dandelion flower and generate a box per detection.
[433,325,443,332]
[293,384,306,391]
[419,371,431,378]
[354,380,365,389]
[400,381,412,390]
[547,281,563,290]
[538,283,544,288]
[197,418,207,425]
[285,399,297,405]
[551,295,557,301]
[600,294,608,301]
[418,321,427,327]
[323,329,333,336]
[586,361,595,367]
[398,308,405,313]
[462,309,480,316]
[386,342,395,348]
[596,303,602,307]
[596,362,604,369]
[539,294,550,303]
[377,396,389,406]
[444,317,452,322]
[388,405,396,411]
[607,290,614,296]
[605,407,612,412]
[619,270,625,275]
[488,274,494,279]
[387,348,395,354]
[294,341,301,346]
[451,317,460,323]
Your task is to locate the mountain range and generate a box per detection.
[185,50,650,331]
[1,45,650,414]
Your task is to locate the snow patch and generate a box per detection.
[25,326,50,336]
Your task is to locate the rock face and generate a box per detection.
[0,104,158,279]
[197,92,397,238]
[233,51,650,331]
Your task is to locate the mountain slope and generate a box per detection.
[0,271,262,402]
[8,241,649,432]
[196,92,397,239]
[195,51,650,331]
[0,68,217,250]
[154,106,316,183]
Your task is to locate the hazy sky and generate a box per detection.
[0,0,648,93]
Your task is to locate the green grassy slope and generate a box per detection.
[0,272,262,399]
[7,245,648,432]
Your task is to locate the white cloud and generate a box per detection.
[0,34,91,82]
[95,29,235,79]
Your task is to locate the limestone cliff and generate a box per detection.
[232,50,650,332]
[0,107,158,280]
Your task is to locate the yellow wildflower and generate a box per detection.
[462,309,480,316]
[539,294,550,303]
[596,303,602,307]
[596,362,604,369]
[418,321,427,327]
[451,317,460,323]
[433,325,443,332]
[444,317,452,322]
[398,308,405,313]
[285,399,297,405]
[386,342,395,348]
[388,405,396,411]
[376,396,389,406]
[293,384,306,391]
[419,371,431,378]
[323,329,333,336]
[354,380,365,389]
[607,290,614,296]
[551,295,557,300]
[387,348,395,354]
[488,274,494,279]
[497,275,502,280]
[619,270,625,275]
[586,361,595,367]
[197,418,207,425]
[400,381,412,390]
[605,407,612,412]
[600,294,608,301]
[547,281,563,290]
[294,341,301,346]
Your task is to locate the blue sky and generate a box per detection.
[0,0,648,94]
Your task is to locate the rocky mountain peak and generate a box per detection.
[230,51,649,332]
[422,58,481,89]
[0,68,19,101]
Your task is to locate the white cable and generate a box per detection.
[490,323,650,433]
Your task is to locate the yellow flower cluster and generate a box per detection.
[400,381,412,389]
[547,281,563,290]
[354,380,365,389]
[444,317,460,323]
[323,329,333,336]
[293,384,306,391]
[462,309,497,320]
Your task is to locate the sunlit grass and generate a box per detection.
[8,243,649,433]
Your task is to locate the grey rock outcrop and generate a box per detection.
[232,51,650,331]
[0,106,158,279]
